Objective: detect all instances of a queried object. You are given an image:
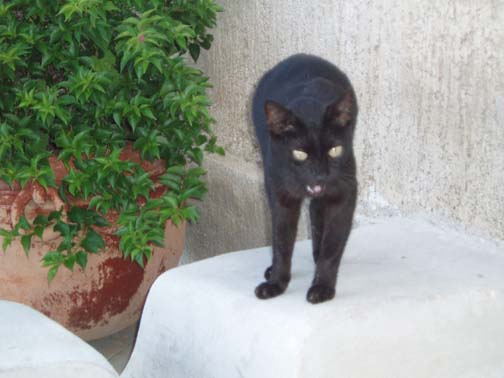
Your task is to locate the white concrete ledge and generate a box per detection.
[123,217,504,378]
[0,301,118,378]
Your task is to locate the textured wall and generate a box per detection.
[194,0,504,245]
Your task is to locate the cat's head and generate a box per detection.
[264,90,357,199]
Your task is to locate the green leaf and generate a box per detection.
[37,176,48,190]
[33,215,49,226]
[113,112,122,126]
[18,216,31,231]
[93,216,110,227]
[47,265,59,283]
[201,34,214,49]
[160,178,180,191]
[215,146,225,156]
[166,166,185,176]
[163,194,178,208]
[183,206,200,222]
[0,230,13,252]
[49,211,62,222]
[187,167,207,177]
[42,251,64,267]
[192,148,204,164]
[21,234,32,256]
[68,207,87,224]
[58,185,69,204]
[81,229,105,253]
[179,186,207,202]
[63,254,76,271]
[54,222,71,238]
[189,44,200,62]
[134,253,145,268]
[76,251,88,270]
[34,226,45,239]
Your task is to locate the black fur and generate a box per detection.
[252,54,358,304]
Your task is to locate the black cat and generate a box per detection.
[252,54,358,304]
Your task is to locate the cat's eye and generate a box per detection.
[292,149,308,161]
[328,146,343,158]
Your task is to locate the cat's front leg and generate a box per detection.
[307,198,355,304]
[255,197,301,299]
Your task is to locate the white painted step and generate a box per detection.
[0,301,118,378]
[122,217,504,378]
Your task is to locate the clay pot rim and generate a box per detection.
[1,144,169,236]
[0,143,167,191]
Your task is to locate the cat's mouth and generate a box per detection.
[306,184,324,197]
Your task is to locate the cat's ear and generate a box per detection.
[264,100,297,136]
[324,89,356,128]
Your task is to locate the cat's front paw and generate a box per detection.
[255,282,285,299]
[306,284,335,304]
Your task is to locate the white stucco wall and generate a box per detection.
[186,0,504,260]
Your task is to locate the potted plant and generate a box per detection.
[0,0,223,340]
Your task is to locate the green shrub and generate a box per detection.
[0,0,223,281]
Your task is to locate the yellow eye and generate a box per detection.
[328,146,343,158]
[292,149,308,161]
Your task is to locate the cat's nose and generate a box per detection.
[306,184,323,196]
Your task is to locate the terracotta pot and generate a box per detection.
[0,146,186,340]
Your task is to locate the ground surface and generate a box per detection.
[88,325,137,374]
[122,216,504,378]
